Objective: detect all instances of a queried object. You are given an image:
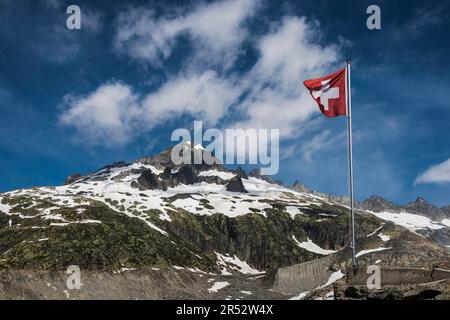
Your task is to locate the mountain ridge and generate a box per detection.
[1,142,450,299]
[62,142,449,220]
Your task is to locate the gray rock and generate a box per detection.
[64,174,83,185]
[135,169,160,190]
[359,195,401,212]
[226,176,248,193]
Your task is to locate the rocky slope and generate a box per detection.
[0,142,449,299]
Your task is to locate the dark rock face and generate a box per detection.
[226,176,248,193]
[442,205,450,217]
[291,181,311,193]
[136,148,174,169]
[161,167,172,180]
[136,142,221,172]
[64,174,83,185]
[101,161,129,171]
[134,170,161,190]
[172,165,198,185]
[360,195,401,212]
[405,197,445,220]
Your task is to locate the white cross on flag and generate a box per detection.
[303,68,347,117]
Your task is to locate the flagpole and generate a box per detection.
[346,59,357,267]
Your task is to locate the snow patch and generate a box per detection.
[0,202,12,214]
[319,270,345,289]
[208,281,229,293]
[367,225,384,237]
[378,233,391,242]
[285,206,303,218]
[290,270,344,300]
[292,236,336,255]
[441,219,450,227]
[216,253,265,275]
[356,247,392,258]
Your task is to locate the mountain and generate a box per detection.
[0,142,449,299]
[360,195,402,212]
[291,181,350,206]
[360,195,449,220]
[359,195,450,247]
[405,197,447,220]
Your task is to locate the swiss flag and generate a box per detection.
[303,68,347,117]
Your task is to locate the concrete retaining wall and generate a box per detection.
[273,248,450,294]
[347,267,450,286]
[272,248,351,294]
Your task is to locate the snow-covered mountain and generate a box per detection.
[0,142,449,299]
[360,195,450,246]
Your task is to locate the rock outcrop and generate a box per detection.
[225,175,248,193]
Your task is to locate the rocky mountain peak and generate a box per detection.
[405,196,436,211]
[404,196,445,220]
[135,141,221,171]
[291,181,312,193]
[359,195,400,212]
[415,197,426,203]
[359,194,449,221]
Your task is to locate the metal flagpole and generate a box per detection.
[346,59,357,267]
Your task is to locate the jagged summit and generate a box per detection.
[360,195,401,213]
[291,180,350,206]
[135,141,219,170]
[359,194,450,225]
[405,196,445,220]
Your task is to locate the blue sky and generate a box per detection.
[0,0,449,206]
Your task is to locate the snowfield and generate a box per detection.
[369,211,446,232]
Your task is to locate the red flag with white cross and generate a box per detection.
[303,68,347,117]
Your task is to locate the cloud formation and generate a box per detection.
[415,159,450,184]
[114,0,257,68]
[59,83,140,147]
[60,0,342,147]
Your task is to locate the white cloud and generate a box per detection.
[114,0,257,68]
[415,159,450,184]
[60,2,343,151]
[59,82,140,146]
[232,17,340,137]
[142,71,240,126]
[59,72,240,146]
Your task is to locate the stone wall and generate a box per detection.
[272,247,352,294]
[346,267,450,286]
